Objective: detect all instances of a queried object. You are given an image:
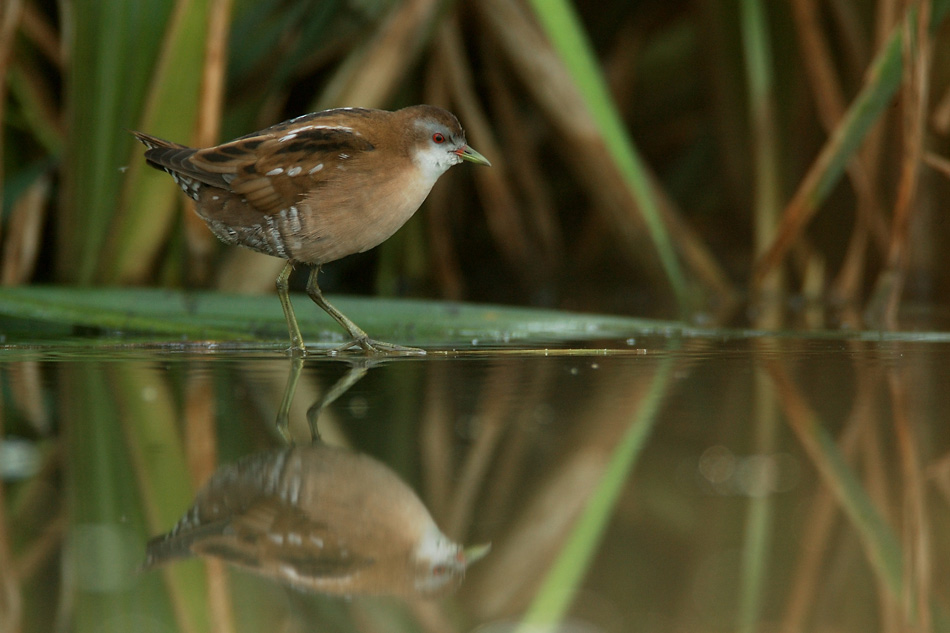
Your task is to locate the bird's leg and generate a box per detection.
[276,261,306,353]
[305,361,369,441]
[275,353,305,444]
[304,265,425,355]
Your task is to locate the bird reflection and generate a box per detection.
[144,359,488,598]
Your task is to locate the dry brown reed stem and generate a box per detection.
[15,507,66,582]
[699,0,749,219]
[319,0,442,109]
[832,209,872,307]
[780,359,881,632]
[790,0,890,305]
[743,0,784,321]
[830,0,902,306]
[932,84,950,133]
[604,17,641,114]
[11,53,64,141]
[877,0,903,53]
[437,19,541,285]
[866,3,932,328]
[19,4,61,68]
[834,0,895,259]
[484,45,563,268]
[0,0,25,260]
[751,147,836,292]
[656,185,738,309]
[195,0,232,148]
[187,0,234,286]
[2,176,49,286]
[888,367,932,633]
[752,0,908,294]
[829,0,872,77]
[923,151,950,178]
[858,0,901,231]
[928,452,950,504]
[475,0,728,300]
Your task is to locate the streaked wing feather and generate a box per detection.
[136,108,383,216]
[188,499,368,580]
[187,119,377,215]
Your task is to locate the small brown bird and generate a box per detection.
[143,444,488,598]
[133,105,490,354]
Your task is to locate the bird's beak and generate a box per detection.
[461,542,492,567]
[456,145,491,166]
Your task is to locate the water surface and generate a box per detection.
[2,335,948,632]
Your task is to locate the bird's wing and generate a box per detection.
[189,499,372,580]
[145,111,380,217]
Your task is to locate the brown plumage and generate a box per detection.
[143,445,487,598]
[133,105,490,354]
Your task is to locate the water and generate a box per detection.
[2,334,949,632]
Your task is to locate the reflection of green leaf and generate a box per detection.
[519,350,677,629]
[771,368,903,600]
[62,365,182,633]
[115,366,210,633]
[796,409,903,597]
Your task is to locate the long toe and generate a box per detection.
[330,337,426,356]
[287,342,308,356]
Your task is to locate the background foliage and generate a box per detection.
[3,0,950,329]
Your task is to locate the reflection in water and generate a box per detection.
[146,357,488,599]
[144,443,483,598]
[275,355,370,442]
[4,339,950,632]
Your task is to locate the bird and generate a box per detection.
[132,105,491,355]
[143,444,489,598]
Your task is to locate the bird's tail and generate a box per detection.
[129,130,185,151]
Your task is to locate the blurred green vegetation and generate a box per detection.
[6,4,950,632]
[3,0,950,329]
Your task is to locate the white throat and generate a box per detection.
[412,146,461,187]
[415,523,460,564]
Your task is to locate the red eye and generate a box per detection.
[432,133,445,144]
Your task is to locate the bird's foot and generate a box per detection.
[330,336,426,356]
[285,341,309,357]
